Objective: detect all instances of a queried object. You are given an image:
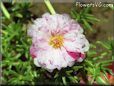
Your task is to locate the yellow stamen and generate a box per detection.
[49,35,64,48]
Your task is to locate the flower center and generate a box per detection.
[49,35,64,48]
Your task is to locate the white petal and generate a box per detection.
[34,58,40,67]
[64,31,77,41]
[77,58,83,62]
[34,18,47,29]
[43,13,58,31]
[69,20,84,33]
[75,33,90,52]
[61,47,75,61]
[63,40,78,52]
[28,24,38,38]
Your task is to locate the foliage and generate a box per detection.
[71,7,100,31]
[1,2,114,85]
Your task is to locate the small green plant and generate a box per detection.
[71,7,100,31]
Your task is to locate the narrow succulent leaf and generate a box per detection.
[62,77,67,85]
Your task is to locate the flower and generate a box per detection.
[28,13,89,72]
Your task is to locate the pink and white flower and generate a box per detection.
[28,13,89,72]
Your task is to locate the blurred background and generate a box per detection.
[1,1,114,85]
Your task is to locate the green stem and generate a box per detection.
[1,2,10,19]
[44,0,56,15]
[96,76,108,85]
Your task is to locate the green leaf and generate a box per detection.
[62,77,67,85]
[93,52,107,61]
[83,7,90,13]
[103,68,114,76]
[66,70,73,75]
[54,72,59,78]
[101,62,112,67]
[85,15,100,22]
[72,66,83,71]
[86,67,94,74]
[96,76,108,85]
[98,60,113,65]
[15,53,21,59]
[82,19,93,31]
[102,71,109,82]
[96,41,112,50]
[87,50,97,57]
[1,2,10,19]
[68,76,78,83]
[90,43,96,48]
[85,60,94,67]
[15,13,23,18]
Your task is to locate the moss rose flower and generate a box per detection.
[28,13,89,72]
